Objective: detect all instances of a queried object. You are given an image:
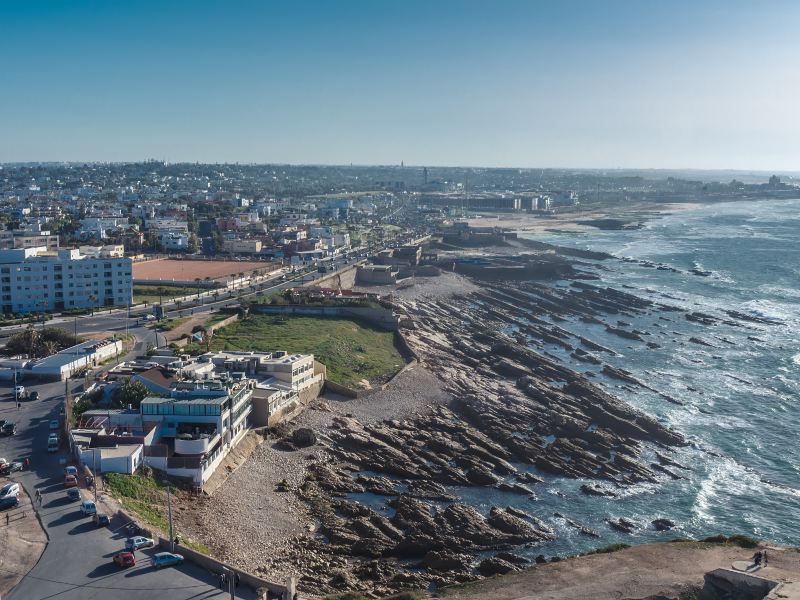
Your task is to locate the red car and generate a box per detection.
[113,552,136,568]
[63,474,78,488]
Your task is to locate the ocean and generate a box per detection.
[477,197,800,556]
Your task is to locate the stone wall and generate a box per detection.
[251,304,398,330]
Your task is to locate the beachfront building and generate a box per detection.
[0,247,133,314]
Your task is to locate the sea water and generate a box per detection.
[495,197,800,556]
[353,198,800,558]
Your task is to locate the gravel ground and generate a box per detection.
[353,270,479,302]
[174,439,324,586]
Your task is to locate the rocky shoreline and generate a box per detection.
[179,245,779,598]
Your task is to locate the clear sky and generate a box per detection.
[1,0,799,169]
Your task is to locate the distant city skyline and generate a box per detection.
[2,0,799,170]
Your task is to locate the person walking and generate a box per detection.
[763,550,769,566]
[218,572,225,589]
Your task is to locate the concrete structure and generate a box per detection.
[0,229,59,250]
[29,338,123,380]
[356,264,397,285]
[0,247,133,314]
[222,238,262,254]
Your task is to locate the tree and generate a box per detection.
[112,380,149,410]
[3,326,77,358]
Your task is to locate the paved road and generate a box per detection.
[0,258,367,598]
[0,381,256,599]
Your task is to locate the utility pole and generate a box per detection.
[92,451,98,502]
[166,484,174,552]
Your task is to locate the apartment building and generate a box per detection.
[0,230,60,251]
[0,247,133,314]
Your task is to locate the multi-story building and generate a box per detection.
[0,230,60,251]
[0,247,133,314]
[222,239,262,254]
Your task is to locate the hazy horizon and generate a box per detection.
[2,0,799,170]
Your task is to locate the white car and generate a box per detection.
[125,536,155,551]
[48,433,58,443]
[0,482,20,500]
[14,385,24,396]
[50,420,60,430]
[80,500,97,516]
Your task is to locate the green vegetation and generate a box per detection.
[105,472,170,532]
[323,594,422,600]
[206,312,234,326]
[585,543,631,555]
[105,471,210,555]
[112,380,150,409]
[701,534,760,548]
[133,284,205,305]
[184,314,406,388]
[2,326,80,358]
[159,317,188,331]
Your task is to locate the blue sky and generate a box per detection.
[1,1,799,169]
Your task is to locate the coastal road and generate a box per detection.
[0,379,255,600]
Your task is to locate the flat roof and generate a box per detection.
[100,445,140,458]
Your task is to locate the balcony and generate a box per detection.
[174,427,220,455]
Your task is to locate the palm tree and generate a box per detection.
[194,278,202,301]
[88,294,97,316]
[41,339,59,357]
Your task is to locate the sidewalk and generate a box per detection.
[0,484,47,597]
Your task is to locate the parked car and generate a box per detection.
[152,552,184,569]
[49,420,60,430]
[0,482,20,500]
[2,422,16,436]
[29,390,39,401]
[113,552,136,568]
[66,488,81,501]
[93,513,110,527]
[80,500,96,516]
[0,495,19,510]
[64,475,78,488]
[13,385,24,397]
[125,536,155,551]
[64,465,78,477]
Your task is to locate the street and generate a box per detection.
[0,260,362,599]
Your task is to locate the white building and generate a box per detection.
[0,247,133,314]
[30,338,123,380]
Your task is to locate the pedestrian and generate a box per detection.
[218,573,224,589]
[17,401,21,410]
[763,550,768,566]
[234,571,240,588]
[23,457,30,469]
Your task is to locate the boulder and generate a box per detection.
[422,550,471,572]
[291,427,317,447]
[652,518,675,531]
[478,556,517,576]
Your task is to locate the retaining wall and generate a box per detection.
[251,304,397,330]
[303,265,357,290]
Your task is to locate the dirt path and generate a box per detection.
[0,484,48,597]
[164,313,213,342]
[440,542,800,600]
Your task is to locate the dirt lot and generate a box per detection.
[0,483,47,597]
[440,541,800,600]
[133,258,271,282]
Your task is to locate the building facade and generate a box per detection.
[0,247,133,314]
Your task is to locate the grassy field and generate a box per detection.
[185,314,406,388]
[105,472,210,554]
[158,317,188,331]
[133,284,205,305]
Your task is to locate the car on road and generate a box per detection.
[47,438,59,452]
[50,420,60,430]
[80,500,96,515]
[64,465,78,476]
[0,482,20,500]
[0,495,19,510]
[93,513,110,527]
[64,474,78,488]
[0,461,22,476]
[48,432,58,443]
[29,390,39,401]
[13,385,24,397]
[66,488,81,501]
[125,536,155,551]
[113,552,136,568]
[152,552,184,569]
[1,422,16,436]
